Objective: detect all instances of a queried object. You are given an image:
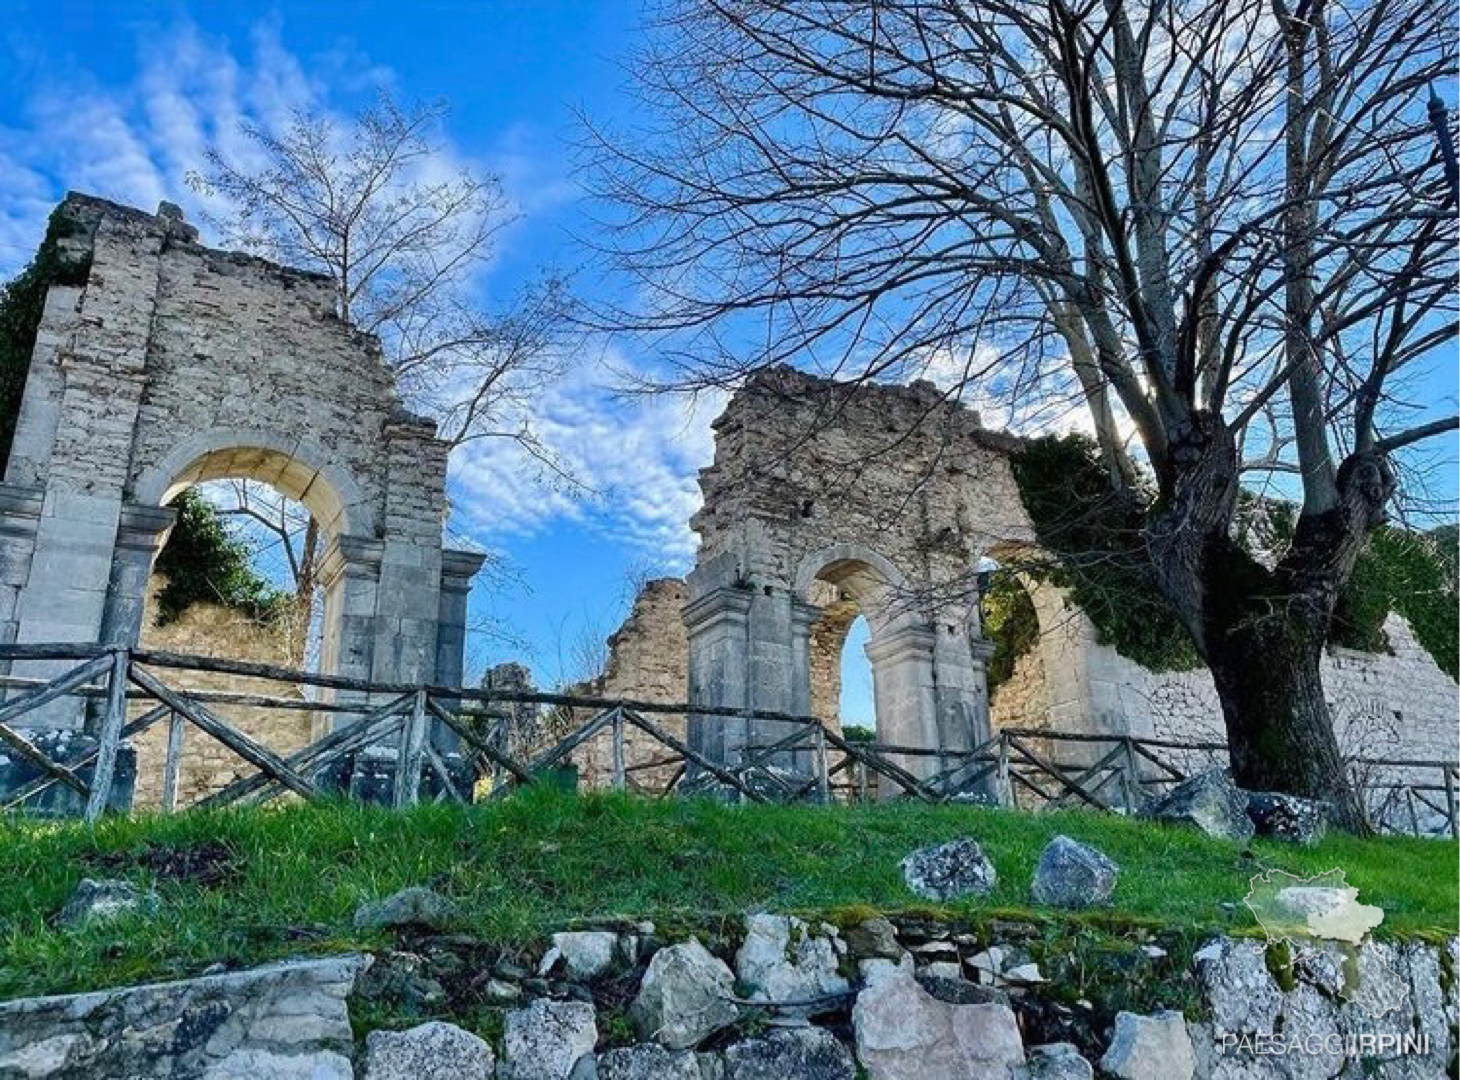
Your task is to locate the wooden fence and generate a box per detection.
[0,643,1453,838]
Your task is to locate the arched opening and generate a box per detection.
[124,445,356,809]
[807,578,875,740]
[981,561,1047,737]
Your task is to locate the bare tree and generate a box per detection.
[187,92,577,635]
[593,0,1458,828]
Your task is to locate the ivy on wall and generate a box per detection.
[997,434,1458,681]
[152,490,291,626]
[0,208,91,467]
[1331,525,1458,680]
[1007,434,1202,673]
[982,571,1040,692]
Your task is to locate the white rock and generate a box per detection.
[1098,1011,1195,1080]
[853,956,1024,1080]
[363,1022,495,1079]
[504,999,597,1080]
[631,941,740,1050]
[1003,963,1045,984]
[549,931,620,980]
[735,915,849,1019]
[597,1043,703,1080]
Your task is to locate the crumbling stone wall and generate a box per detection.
[0,194,482,744]
[571,578,689,791]
[686,367,1036,780]
[129,578,310,809]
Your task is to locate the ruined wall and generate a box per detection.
[0,193,481,727]
[128,578,311,809]
[571,578,689,791]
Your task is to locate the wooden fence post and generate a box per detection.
[1444,766,1458,839]
[161,709,186,814]
[1122,737,1140,813]
[394,689,428,808]
[996,732,1011,808]
[611,708,626,792]
[85,648,130,823]
[814,723,831,803]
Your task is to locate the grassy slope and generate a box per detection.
[0,788,1454,1000]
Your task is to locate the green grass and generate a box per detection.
[0,788,1454,1000]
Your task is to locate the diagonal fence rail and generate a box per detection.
[0,644,1452,837]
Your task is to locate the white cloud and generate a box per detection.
[449,346,721,567]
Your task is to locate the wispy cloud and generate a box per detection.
[449,346,720,566]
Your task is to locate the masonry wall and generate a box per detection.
[570,579,690,791]
[987,599,1459,827]
[128,578,312,810]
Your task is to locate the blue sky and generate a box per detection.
[0,3,1451,729]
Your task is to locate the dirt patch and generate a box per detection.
[85,841,243,888]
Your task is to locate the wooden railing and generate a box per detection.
[0,643,1452,837]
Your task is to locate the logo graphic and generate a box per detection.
[1244,868,1406,1019]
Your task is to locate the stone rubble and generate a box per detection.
[353,886,459,931]
[1140,769,1255,842]
[57,877,158,928]
[1028,836,1118,909]
[1098,1010,1196,1080]
[734,914,850,1020]
[503,998,597,1080]
[1014,1042,1094,1080]
[630,939,741,1049]
[1244,791,1327,844]
[362,1021,495,1079]
[899,837,998,900]
[1,916,1454,1080]
[852,956,1025,1080]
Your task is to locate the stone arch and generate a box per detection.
[683,368,1037,789]
[132,429,369,542]
[0,194,484,720]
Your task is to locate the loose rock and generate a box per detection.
[545,931,620,980]
[353,886,458,931]
[1098,1011,1195,1080]
[631,940,740,1050]
[853,956,1024,1079]
[735,914,850,1020]
[844,917,902,960]
[1246,791,1327,844]
[58,878,157,928]
[1140,770,1254,842]
[1013,1042,1092,1080]
[723,1027,856,1080]
[1029,836,1118,909]
[362,1021,495,1079]
[597,1044,704,1080]
[504,998,597,1080]
[899,838,997,901]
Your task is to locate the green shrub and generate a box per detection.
[153,489,291,625]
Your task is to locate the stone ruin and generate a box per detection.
[0,194,1451,815]
[0,194,483,800]
[562,368,1457,811]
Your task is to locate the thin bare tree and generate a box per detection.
[186,92,577,635]
[591,0,1459,828]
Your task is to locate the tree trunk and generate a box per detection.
[1201,556,1367,832]
[1146,414,1378,834]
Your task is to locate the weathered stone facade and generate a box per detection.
[686,367,1036,784]
[570,367,1456,805]
[0,195,483,731]
[571,578,689,791]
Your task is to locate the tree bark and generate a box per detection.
[1202,548,1367,832]
[1146,414,1381,833]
